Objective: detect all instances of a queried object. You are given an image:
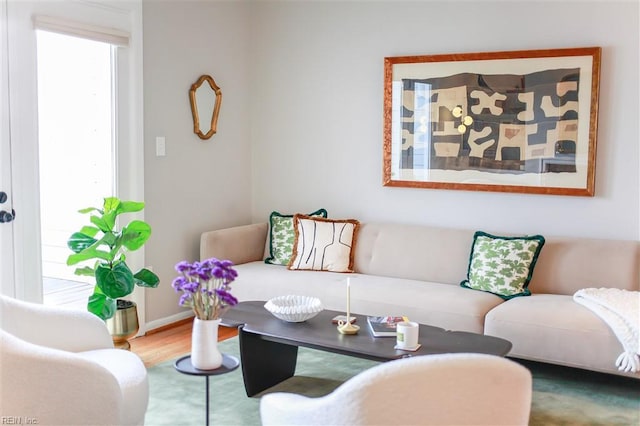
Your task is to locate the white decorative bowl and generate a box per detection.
[264,295,324,322]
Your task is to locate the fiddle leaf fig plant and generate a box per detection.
[66,197,160,320]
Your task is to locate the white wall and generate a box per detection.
[249,1,639,239]
[142,0,639,324]
[143,0,251,323]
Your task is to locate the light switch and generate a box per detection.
[156,137,166,156]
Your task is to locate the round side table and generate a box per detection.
[174,354,240,426]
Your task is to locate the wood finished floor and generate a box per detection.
[129,319,239,368]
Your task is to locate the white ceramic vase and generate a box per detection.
[191,318,223,370]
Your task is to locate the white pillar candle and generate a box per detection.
[346,277,351,321]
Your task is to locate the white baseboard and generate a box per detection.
[143,310,194,334]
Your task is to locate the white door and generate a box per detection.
[1,0,146,328]
[1,0,41,301]
[0,0,17,298]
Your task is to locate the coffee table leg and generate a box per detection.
[239,327,298,396]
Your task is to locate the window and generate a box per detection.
[37,30,115,284]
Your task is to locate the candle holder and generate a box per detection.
[337,319,360,335]
[337,277,359,335]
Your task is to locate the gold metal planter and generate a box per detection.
[106,299,139,350]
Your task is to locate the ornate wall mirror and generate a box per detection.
[189,75,222,140]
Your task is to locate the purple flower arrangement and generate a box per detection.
[172,258,239,320]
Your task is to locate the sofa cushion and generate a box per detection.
[461,232,545,300]
[289,215,359,273]
[484,294,630,376]
[231,261,504,334]
[353,223,475,284]
[528,237,640,295]
[265,209,327,265]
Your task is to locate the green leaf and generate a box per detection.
[90,215,111,233]
[80,226,100,238]
[78,206,101,214]
[118,200,145,214]
[74,266,95,277]
[68,233,120,266]
[103,211,117,230]
[103,197,121,214]
[67,248,112,266]
[100,232,118,247]
[134,268,160,288]
[95,262,134,299]
[105,199,146,229]
[67,232,97,253]
[101,198,121,229]
[87,287,116,320]
[121,220,151,251]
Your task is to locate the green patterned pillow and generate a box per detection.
[265,209,328,265]
[460,231,545,300]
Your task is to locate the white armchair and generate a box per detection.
[0,295,148,425]
[260,352,532,426]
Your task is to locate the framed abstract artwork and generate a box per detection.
[383,47,601,196]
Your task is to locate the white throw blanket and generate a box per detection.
[573,288,640,373]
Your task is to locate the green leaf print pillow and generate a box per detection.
[264,209,328,265]
[460,231,545,300]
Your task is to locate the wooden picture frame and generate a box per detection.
[383,47,601,196]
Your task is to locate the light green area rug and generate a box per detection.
[146,337,639,426]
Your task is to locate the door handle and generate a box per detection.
[0,191,15,223]
[0,208,15,223]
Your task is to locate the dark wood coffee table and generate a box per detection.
[220,301,512,396]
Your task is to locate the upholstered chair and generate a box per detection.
[260,352,532,426]
[0,295,148,425]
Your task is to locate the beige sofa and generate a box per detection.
[201,222,640,379]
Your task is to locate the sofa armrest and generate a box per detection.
[200,223,268,265]
[0,295,114,352]
[1,330,123,425]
